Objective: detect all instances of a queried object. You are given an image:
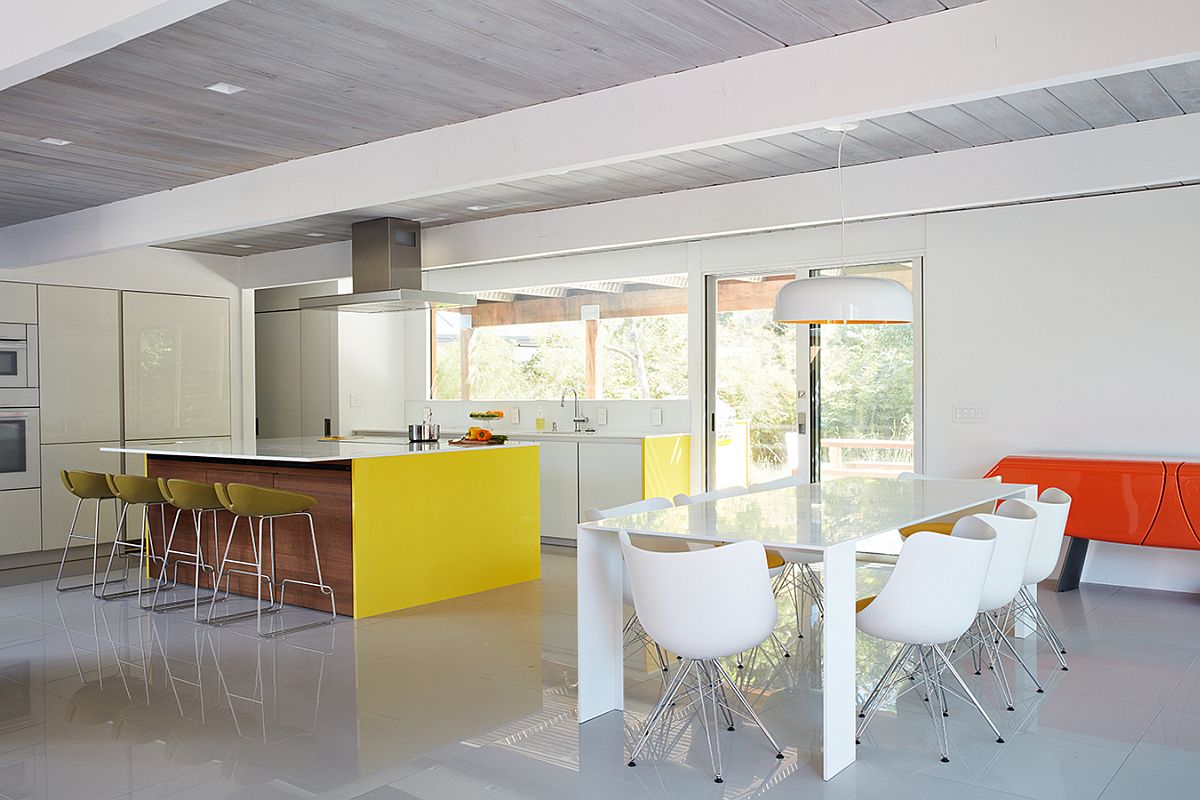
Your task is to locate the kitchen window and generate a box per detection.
[430,275,688,401]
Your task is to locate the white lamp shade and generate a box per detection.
[773,276,913,324]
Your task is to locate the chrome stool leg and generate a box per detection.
[150,507,221,614]
[259,512,336,638]
[204,513,277,626]
[98,501,168,602]
[55,496,112,593]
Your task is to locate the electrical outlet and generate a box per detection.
[510,407,520,425]
[349,394,365,408]
[651,407,663,427]
[597,407,608,425]
[952,406,985,423]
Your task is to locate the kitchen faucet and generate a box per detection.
[560,387,588,433]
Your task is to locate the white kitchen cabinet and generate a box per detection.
[40,441,121,550]
[37,286,121,444]
[254,309,334,438]
[0,282,37,323]
[539,441,580,541]
[123,292,231,441]
[0,488,42,555]
[255,311,302,438]
[578,442,644,524]
[300,310,335,437]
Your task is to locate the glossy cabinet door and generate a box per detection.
[578,442,644,522]
[300,309,335,437]
[123,292,231,440]
[38,286,121,444]
[539,441,580,540]
[0,282,37,323]
[255,311,303,438]
[0,488,42,555]
[40,441,121,550]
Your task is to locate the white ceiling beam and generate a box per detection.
[3,0,1199,269]
[421,114,1200,270]
[511,286,569,298]
[561,282,626,294]
[1,0,228,91]
[635,275,690,288]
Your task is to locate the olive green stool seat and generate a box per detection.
[150,478,227,618]
[55,470,120,594]
[96,475,170,602]
[205,482,335,638]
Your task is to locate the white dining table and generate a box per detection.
[576,476,1038,780]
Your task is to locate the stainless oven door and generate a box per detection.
[0,408,39,491]
[0,342,28,388]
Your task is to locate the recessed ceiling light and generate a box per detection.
[233,244,253,249]
[465,205,489,211]
[206,81,245,95]
[305,232,327,237]
[39,137,72,146]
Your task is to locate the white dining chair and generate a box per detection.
[1009,488,1073,671]
[854,521,1002,763]
[674,486,796,658]
[747,473,825,625]
[620,531,784,783]
[955,500,1040,711]
[584,498,676,681]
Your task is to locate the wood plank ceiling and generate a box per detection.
[160,59,1200,257]
[0,0,982,231]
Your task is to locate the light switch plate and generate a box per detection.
[350,394,365,408]
[597,407,608,425]
[952,406,985,423]
[651,407,663,427]
[510,407,520,424]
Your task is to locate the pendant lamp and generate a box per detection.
[772,123,913,325]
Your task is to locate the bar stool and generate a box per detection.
[206,483,336,638]
[151,478,225,619]
[55,470,120,593]
[97,474,170,602]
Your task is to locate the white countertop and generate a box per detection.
[352,428,686,445]
[104,437,539,464]
[581,477,1034,551]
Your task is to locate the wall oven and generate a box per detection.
[0,390,39,491]
[0,323,37,389]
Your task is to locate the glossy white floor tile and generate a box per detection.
[0,546,1197,800]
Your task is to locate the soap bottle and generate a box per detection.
[535,406,546,432]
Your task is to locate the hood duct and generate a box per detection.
[299,218,476,313]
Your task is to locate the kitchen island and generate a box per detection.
[105,438,540,618]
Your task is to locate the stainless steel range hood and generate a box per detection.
[299,218,476,313]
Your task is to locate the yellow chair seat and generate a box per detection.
[106,474,166,505]
[158,478,222,511]
[61,470,117,500]
[217,483,316,517]
[897,522,955,539]
[765,549,786,570]
[856,595,876,613]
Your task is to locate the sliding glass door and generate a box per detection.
[706,262,915,489]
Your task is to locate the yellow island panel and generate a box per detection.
[351,445,541,618]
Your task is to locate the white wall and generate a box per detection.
[924,187,1200,593]
[2,247,246,440]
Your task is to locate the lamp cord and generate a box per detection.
[837,129,847,271]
